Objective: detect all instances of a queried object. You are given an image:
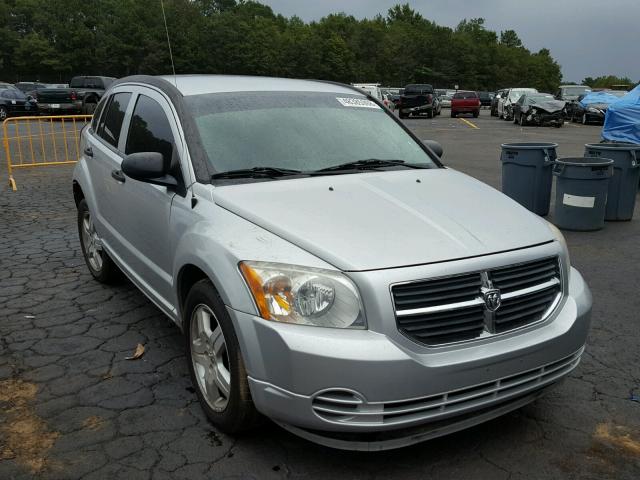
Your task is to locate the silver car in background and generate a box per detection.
[72,75,592,450]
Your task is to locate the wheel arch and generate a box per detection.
[177,264,210,324]
[72,180,85,206]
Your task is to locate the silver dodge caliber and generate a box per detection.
[72,75,592,451]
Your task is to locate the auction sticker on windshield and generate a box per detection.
[336,97,380,109]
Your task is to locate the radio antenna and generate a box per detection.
[160,0,177,87]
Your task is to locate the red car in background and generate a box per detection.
[451,90,480,118]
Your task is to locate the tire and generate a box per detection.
[427,109,433,119]
[450,110,456,118]
[184,279,260,433]
[399,111,407,119]
[77,199,121,283]
[473,110,479,118]
[519,114,526,126]
[83,101,97,115]
[0,106,8,121]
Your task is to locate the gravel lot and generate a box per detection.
[1,111,639,479]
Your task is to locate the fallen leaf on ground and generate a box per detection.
[125,343,145,360]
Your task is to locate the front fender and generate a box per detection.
[171,197,336,321]
[72,156,98,220]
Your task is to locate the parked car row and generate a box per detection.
[566,90,627,125]
[489,84,633,128]
[0,76,115,119]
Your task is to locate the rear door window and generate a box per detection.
[97,92,131,149]
[125,94,174,164]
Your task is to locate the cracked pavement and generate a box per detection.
[1,113,639,479]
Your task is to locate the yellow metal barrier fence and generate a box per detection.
[2,115,92,191]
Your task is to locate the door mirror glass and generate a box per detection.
[121,152,177,187]
[422,139,444,158]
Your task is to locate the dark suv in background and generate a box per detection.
[397,84,441,119]
[35,76,115,115]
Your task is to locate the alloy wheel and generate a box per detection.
[190,304,231,412]
[81,210,103,272]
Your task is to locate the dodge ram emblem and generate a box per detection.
[483,289,502,312]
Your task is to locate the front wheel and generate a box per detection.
[77,199,121,283]
[83,102,97,115]
[185,280,260,433]
[0,106,8,121]
[450,111,456,118]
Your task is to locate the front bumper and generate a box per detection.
[527,111,565,125]
[400,104,433,115]
[230,258,591,450]
[584,110,605,123]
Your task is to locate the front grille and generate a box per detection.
[311,349,582,427]
[392,257,562,346]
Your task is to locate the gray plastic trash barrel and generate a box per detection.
[500,142,558,216]
[584,143,640,221]
[552,157,614,231]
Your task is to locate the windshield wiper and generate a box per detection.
[212,166,303,180]
[315,159,429,173]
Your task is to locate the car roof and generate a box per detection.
[148,74,359,97]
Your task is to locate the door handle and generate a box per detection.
[111,169,126,183]
[84,146,93,157]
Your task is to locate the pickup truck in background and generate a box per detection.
[397,84,440,119]
[451,90,481,118]
[35,76,115,115]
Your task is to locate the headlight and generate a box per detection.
[239,261,365,329]
[587,107,599,113]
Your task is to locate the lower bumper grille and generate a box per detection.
[311,348,582,427]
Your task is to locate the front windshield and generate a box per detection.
[563,86,591,97]
[609,90,627,97]
[508,89,536,101]
[185,91,437,174]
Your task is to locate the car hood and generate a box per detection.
[211,169,554,271]
[527,99,566,113]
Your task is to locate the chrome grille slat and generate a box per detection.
[392,257,562,346]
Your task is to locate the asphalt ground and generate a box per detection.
[1,110,639,479]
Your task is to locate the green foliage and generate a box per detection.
[0,0,565,90]
[582,75,634,88]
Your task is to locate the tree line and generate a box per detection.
[0,0,624,93]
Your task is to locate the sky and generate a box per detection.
[260,0,639,83]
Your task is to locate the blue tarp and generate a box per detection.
[579,91,623,108]
[602,85,640,143]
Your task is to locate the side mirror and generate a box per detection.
[121,152,178,188]
[422,140,444,158]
